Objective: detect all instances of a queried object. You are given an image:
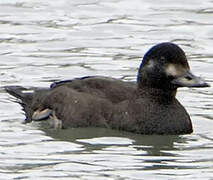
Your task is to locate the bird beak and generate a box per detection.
[171,70,210,88]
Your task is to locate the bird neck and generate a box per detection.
[136,85,177,103]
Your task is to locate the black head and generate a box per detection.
[137,42,209,91]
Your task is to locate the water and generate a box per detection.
[0,0,213,179]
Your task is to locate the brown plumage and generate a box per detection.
[5,42,210,134]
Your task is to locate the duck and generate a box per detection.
[5,42,210,135]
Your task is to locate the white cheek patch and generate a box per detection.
[146,60,154,68]
[165,64,183,77]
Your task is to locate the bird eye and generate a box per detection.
[160,56,166,62]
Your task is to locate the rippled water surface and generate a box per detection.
[1,0,213,179]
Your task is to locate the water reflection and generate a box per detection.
[43,126,185,154]
[37,125,211,176]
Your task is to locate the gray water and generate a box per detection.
[0,0,213,179]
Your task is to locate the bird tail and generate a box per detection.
[5,86,35,122]
[5,86,33,103]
